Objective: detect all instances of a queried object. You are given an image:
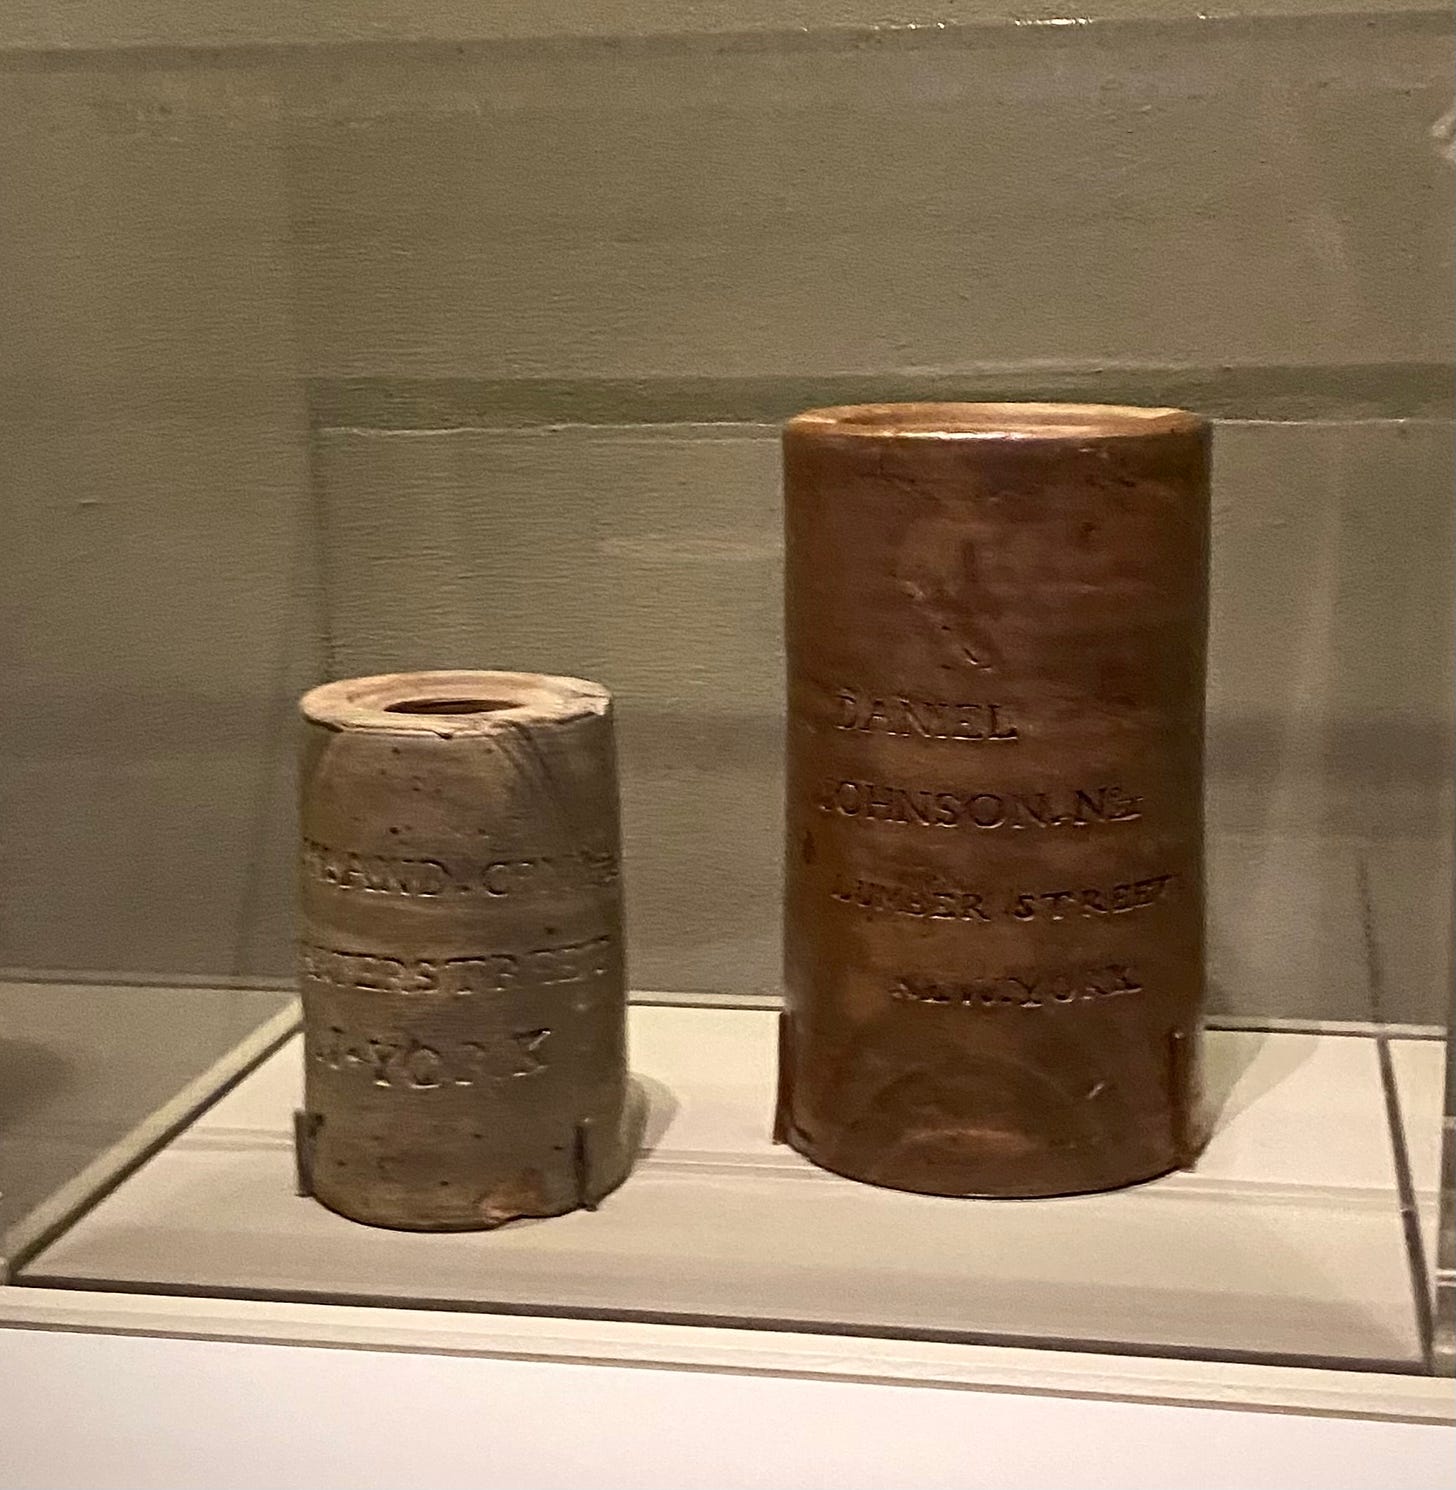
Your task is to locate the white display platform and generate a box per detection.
[1,1323,1452,1490]
[19,1007,1437,1371]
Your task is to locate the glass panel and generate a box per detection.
[0,981,293,1274]
[1,1,1449,1372]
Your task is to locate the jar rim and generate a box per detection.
[300,670,610,734]
[785,402,1206,440]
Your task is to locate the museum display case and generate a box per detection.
[1,0,1451,1457]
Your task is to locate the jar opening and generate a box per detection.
[382,698,515,716]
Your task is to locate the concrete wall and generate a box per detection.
[2,2,1451,1019]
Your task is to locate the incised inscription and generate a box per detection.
[299,933,615,996]
[302,839,618,899]
[310,1024,550,1088]
[832,872,1174,922]
[891,963,1143,1010]
[815,779,1142,828]
[830,687,1018,742]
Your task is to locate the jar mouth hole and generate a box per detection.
[382,698,515,715]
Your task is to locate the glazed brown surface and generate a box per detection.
[296,670,637,1230]
[778,404,1211,1197]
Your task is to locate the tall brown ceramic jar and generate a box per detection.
[777,404,1210,1198]
[296,670,637,1230]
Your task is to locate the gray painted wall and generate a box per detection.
[2,3,1451,1020]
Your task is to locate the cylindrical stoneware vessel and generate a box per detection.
[296,670,637,1230]
[777,403,1211,1198]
